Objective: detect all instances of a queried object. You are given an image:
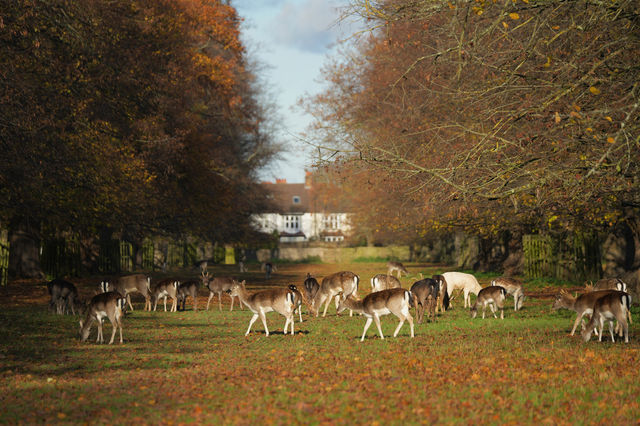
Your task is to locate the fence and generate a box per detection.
[0,230,8,286]
[523,233,602,282]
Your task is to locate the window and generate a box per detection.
[284,215,300,231]
[292,196,301,204]
[323,214,340,230]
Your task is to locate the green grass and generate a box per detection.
[1,263,639,424]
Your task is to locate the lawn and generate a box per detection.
[0,262,638,424]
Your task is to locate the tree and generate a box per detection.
[0,0,279,276]
[306,0,639,261]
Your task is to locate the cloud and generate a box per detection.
[269,0,345,53]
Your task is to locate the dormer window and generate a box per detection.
[292,196,301,204]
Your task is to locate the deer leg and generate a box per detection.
[373,314,385,340]
[361,317,373,341]
[417,302,424,324]
[570,313,585,336]
[218,292,223,311]
[246,313,259,336]
[97,319,104,344]
[321,294,332,317]
[393,313,405,337]
[229,293,234,312]
[259,310,269,336]
[193,292,198,311]
[206,292,214,310]
[126,294,134,311]
[108,317,118,345]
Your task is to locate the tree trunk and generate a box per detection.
[9,217,44,279]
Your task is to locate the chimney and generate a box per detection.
[276,178,287,184]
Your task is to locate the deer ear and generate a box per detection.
[241,280,246,286]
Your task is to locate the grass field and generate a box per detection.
[1,262,639,424]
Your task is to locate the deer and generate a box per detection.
[585,279,632,326]
[589,277,628,292]
[441,272,482,309]
[288,284,304,322]
[151,279,179,312]
[303,273,320,298]
[552,289,618,336]
[47,278,80,315]
[371,273,401,292]
[432,274,450,313]
[471,286,507,319]
[337,288,415,341]
[102,274,152,311]
[203,272,241,311]
[177,280,199,311]
[582,291,631,343]
[386,261,408,279]
[262,262,277,280]
[79,291,126,344]
[311,271,359,317]
[229,280,296,336]
[490,277,525,311]
[410,278,439,323]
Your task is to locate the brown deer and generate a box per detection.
[203,272,241,311]
[552,289,617,336]
[432,274,450,313]
[229,280,296,336]
[582,291,631,343]
[337,288,415,341]
[471,286,507,319]
[490,277,525,311]
[311,271,359,317]
[47,278,80,315]
[151,279,179,312]
[371,274,401,292]
[410,278,439,323]
[104,274,152,311]
[177,280,199,311]
[386,261,408,279]
[288,284,304,322]
[79,291,126,344]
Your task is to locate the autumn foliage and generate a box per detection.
[307,0,640,245]
[0,0,277,241]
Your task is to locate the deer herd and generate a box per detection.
[45,260,634,344]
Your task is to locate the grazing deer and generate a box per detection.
[582,291,631,343]
[410,278,439,323]
[288,284,304,322]
[311,271,359,317]
[590,277,628,293]
[441,272,482,308]
[229,280,296,336]
[490,277,525,311]
[552,289,617,336]
[432,274,450,313]
[337,288,414,341]
[177,280,199,311]
[47,278,80,315]
[371,274,401,292]
[202,272,241,311]
[585,279,632,326]
[386,261,408,279]
[151,279,179,312]
[471,286,507,319]
[103,274,152,311]
[79,291,126,344]
[303,273,320,301]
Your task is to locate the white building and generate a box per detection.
[253,173,351,243]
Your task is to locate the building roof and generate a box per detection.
[261,182,310,214]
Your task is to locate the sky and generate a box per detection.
[232,0,359,183]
